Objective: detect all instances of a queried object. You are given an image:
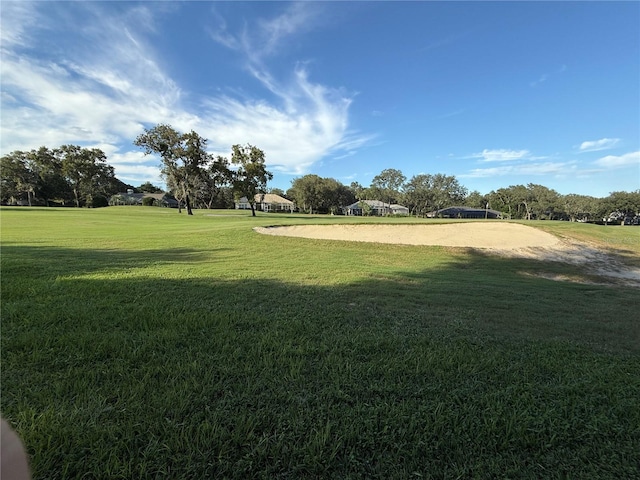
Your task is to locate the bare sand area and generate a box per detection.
[255,222,559,248]
[255,222,640,286]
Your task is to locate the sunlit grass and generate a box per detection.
[1,207,639,479]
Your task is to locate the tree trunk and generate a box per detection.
[73,187,80,208]
[186,194,193,215]
[250,202,256,217]
[522,201,531,220]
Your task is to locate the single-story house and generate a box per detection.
[343,200,410,216]
[427,206,502,219]
[235,194,296,213]
[109,191,179,208]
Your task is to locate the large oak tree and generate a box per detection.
[231,144,272,217]
[135,124,211,215]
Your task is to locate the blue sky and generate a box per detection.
[1,1,638,197]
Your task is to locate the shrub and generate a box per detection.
[142,197,156,206]
[90,195,109,208]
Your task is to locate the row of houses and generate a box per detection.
[235,196,410,215]
[235,195,502,218]
[109,191,179,207]
[110,191,502,218]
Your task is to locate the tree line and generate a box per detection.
[285,168,639,222]
[1,124,272,216]
[0,145,126,208]
[133,124,271,216]
[2,128,638,221]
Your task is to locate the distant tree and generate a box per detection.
[288,175,354,214]
[404,173,467,217]
[603,190,640,217]
[138,181,163,193]
[268,187,287,198]
[28,147,72,205]
[195,155,232,209]
[508,185,535,220]
[465,190,488,209]
[214,186,236,209]
[487,187,516,218]
[322,177,355,214]
[371,168,406,212]
[58,145,115,208]
[135,124,211,215]
[527,184,561,220]
[288,175,324,214]
[349,181,367,201]
[358,200,373,216]
[0,151,38,205]
[563,194,599,222]
[231,144,272,217]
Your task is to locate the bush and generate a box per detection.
[142,197,156,206]
[90,195,109,208]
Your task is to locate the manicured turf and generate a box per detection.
[1,207,639,479]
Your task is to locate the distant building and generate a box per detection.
[109,191,178,208]
[427,206,502,219]
[343,200,410,216]
[235,194,296,213]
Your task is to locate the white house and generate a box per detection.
[235,194,296,213]
[343,200,409,216]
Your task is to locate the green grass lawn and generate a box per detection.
[1,207,639,479]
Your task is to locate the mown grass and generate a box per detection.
[1,207,639,479]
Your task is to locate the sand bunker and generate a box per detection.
[255,222,640,286]
[255,222,560,249]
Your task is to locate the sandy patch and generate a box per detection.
[255,222,560,248]
[255,222,640,286]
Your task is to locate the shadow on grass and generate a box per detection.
[2,244,639,479]
[0,245,229,277]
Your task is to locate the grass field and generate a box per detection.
[1,207,639,479]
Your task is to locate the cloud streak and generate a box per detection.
[206,2,372,173]
[593,151,640,168]
[462,161,579,178]
[579,138,620,152]
[1,2,370,185]
[472,149,531,162]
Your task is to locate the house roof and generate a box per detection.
[238,194,294,205]
[345,200,409,210]
[111,192,178,205]
[432,206,502,216]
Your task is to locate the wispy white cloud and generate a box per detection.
[530,74,548,88]
[472,149,531,162]
[258,2,318,55]
[593,151,640,168]
[0,3,185,153]
[462,161,578,178]
[206,3,373,173]
[578,137,621,152]
[0,2,370,185]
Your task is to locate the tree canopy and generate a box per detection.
[288,175,355,214]
[1,146,120,207]
[231,144,273,217]
[2,138,639,222]
[135,125,215,215]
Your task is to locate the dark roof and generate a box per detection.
[345,200,409,210]
[435,206,502,217]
